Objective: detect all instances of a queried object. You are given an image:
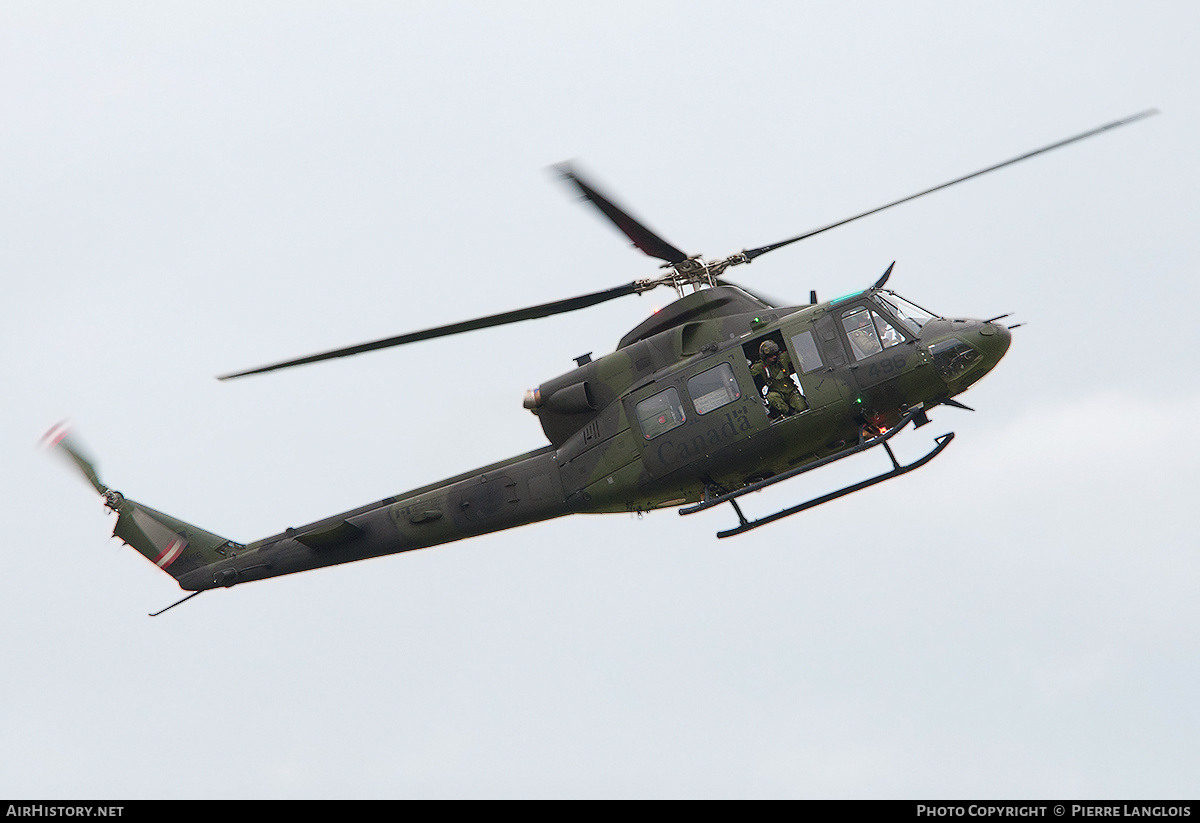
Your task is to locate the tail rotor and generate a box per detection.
[41,422,241,596]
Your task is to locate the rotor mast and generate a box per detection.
[637,253,752,298]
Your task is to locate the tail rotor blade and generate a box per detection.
[42,422,107,494]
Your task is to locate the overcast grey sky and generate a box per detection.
[3,1,1197,799]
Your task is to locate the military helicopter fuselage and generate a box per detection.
[48,111,1153,613]
[526,283,1007,516]
[72,281,1008,600]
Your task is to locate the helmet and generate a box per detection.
[759,340,780,359]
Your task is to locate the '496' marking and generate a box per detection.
[867,354,907,379]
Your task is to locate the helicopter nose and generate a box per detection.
[971,319,1012,367]
[925,318,1012,392]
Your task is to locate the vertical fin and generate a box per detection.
[44,424,240,585]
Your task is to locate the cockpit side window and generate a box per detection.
[872,311,903,349]
[841,307,883,361]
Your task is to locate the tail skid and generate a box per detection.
[148,590,206,617]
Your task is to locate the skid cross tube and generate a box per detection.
[712,432,954,538]
[679,410,922,518]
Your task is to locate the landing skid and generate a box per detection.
[679,411,954,537]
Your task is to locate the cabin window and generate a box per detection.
[687,363,741,415]
[635,388,687,440]
[841,307,883,360]
[789,330,823,374]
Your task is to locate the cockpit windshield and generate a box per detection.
[873,291,940,335]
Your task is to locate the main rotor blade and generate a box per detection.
[555,163,691,265]
[218,282,642,379]
[741,109,1159,262]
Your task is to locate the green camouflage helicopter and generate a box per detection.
[48,111,1156,614]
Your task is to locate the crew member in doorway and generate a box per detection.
[751,340,807,419]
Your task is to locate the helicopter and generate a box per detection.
[48,110,1156,614]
